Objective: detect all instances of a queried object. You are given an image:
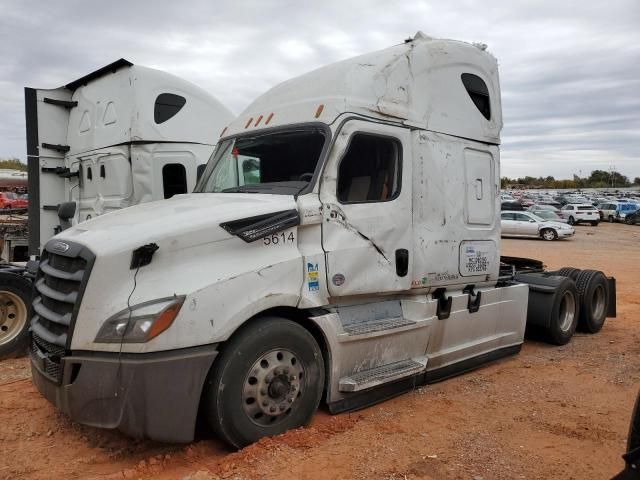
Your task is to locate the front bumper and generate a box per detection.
[557,229,574,238]
[31,342,218,443]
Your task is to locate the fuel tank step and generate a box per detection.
[338,358,427,392]
[342,317,416,336]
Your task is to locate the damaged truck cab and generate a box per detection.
[30,33,615,447]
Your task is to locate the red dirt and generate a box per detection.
[1,222,638,479]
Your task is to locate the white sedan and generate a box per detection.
[501,211,575,241]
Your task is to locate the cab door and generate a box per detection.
[320,120,413,296]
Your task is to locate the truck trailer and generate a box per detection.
[0,60,234,359]
[29,33,615,448]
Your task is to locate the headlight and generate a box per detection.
[95,296,185,343]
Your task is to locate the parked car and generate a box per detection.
[560,203,600,226]
[615,203,639,223]
[0,192,23,209]
[528,204,569,222]
[530,210,568,224]
[501,211,575,241]
[11,193,28,209]
[500,193,516,202]
[624,209,640,225]
[501,201,525,211]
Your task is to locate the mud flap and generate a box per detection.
[607,277,617,318]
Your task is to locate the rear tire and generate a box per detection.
[568,216,575,225]
[575,270,608,333]
[556,267,581,281]
[546,280,579,345]
[625,217,634,225]
[0,273,33,360]
[202,317,324,448]
[541,228,557,241]
[608,215,614,223]
[590,221,599,226]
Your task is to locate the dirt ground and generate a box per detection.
[1,222,639,480]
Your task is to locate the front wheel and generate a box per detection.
[203,317,325,448]
[608,215,615,223]
[0,273,33,360]
[541,228,557,241]
[567,216,575,225]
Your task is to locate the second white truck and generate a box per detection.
[0,59,233,359]
[29,33,615,447]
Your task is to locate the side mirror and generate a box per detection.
[58,202,76,220]
[57,201,77,231]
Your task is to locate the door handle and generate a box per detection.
[395,249,409,277]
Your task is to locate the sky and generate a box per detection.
[1,0,639,180]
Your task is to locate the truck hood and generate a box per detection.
[56,193,298,256]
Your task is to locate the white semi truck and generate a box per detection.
[29,33,615,447]
[0,60,233,359]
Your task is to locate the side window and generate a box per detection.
[162,163,187,199]
[515,213,531,222]
[501,212,515,221]
[461,73,491,120]
[337,134,401,203]
[154,93,186,124]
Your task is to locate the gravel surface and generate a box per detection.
[1,221,638,479]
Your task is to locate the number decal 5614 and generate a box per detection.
[263,231,296,246]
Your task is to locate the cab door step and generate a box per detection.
[338,357,427,392]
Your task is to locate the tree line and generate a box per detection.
[0,158,27,171]
[501,170,640,189]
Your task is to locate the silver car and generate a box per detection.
[501,211,575,241]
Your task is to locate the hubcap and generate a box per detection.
[558,290,576,333]
[0,291,27,346]
[242,349,304,426]
[543,230,554,240]
[591,284,606,321]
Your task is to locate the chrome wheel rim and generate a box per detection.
[591,284,606,321]
[242,349,305,426]
[0,291,27,346]
[558,290,576,332]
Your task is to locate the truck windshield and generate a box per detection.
[195,127,327,195]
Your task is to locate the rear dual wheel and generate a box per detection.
[545,278,579,345]
[575,270,608,333]
[202,317,324,448]
[0,273,33,360]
